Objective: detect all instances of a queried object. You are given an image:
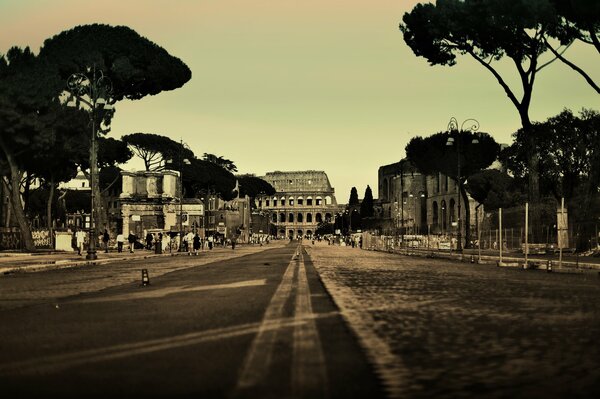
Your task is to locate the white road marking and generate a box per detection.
[292,250,328,399]
[235,251,298,390]
[74,279,267,303]
[0,319,302,376]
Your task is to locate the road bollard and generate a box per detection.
[141,269,150,286]
[470,255,475,264]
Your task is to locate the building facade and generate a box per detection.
[119,170,204,239]
[378,160,478,236]
[256,171,339,239]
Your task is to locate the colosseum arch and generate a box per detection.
[288,213,294,223]
[279,212,285,223]
[316,213,323,223]
[325,195,332,205]
[297,213,303,223]
[306,213,313,223]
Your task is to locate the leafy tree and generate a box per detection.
[466,169,525,211]
[38,24,192,101]
[97,137,132,168]
[0,47,60,250]
[360,185,374,218]
[29,104,90,245]
[401,0,558,204]
[174,158,237,201]
[348,187,359,206]
[122,133,191,171]
[546,0,600,93]
[500,109,600,201]
[203,153,238,173]
[1,24,191,250]
[406,130,500,247]
[236,174,276,202]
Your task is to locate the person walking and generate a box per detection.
[102,229,110,253]
[128,232,136,253]
[186,231,195,255]
[145,232,153,251]
[75,229,86,256]
[193,233,201,255]
[116,232,125,253]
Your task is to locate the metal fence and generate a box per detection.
[362,197,600,256]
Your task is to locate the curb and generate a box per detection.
[0,251,192,275]
[366,247,600,274]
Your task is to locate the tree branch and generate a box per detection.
[544,38,600,94]
[537,42,573,72]
[466,48,522,111]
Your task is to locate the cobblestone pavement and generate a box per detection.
[0,241,287,311]
[306,242,600,399]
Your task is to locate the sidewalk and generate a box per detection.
[0,242,286,275]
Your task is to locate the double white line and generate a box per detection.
[235,245,328,398]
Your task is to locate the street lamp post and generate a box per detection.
[446,117,480,252]
[167,140,191,252]
[66,67,114,260]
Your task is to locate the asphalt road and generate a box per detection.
[0,242,383,399]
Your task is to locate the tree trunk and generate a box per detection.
[47,179,55,249]
[6,160,35,251]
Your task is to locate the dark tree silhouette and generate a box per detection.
[401,0,558,205]
[360,185,374,218]
[406,130,500,247]
[203,153,238,173]
[39,24,192,101]
[547,0,600,93]
[348,187,359,206]
[122,133,192,171]
[466,169,525,211]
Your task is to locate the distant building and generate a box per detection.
[377,160,478,237]
[59,169,90,191]
[119,170,204,239]
[255,171,340,239]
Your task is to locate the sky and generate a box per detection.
[0,0,598,202]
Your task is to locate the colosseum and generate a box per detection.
[256,171,340,239]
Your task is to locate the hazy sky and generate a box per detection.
[1,0,598,201]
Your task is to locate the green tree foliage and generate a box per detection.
[122,133,192,171]
[406,130,500,246]
[177,158,237,201]
[466,169,525,211]
[1,24,191,250]
[38,24,192,101]
[203,153,238,173]
[236,174,276,202]
[348,187,359,206]
[401,0,558,202]
[97,137,132,168]
[360,185,374,218]
[500,108,600,201]
[0,47,61,250]
[546,0,600,93]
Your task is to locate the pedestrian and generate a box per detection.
[208,235,213,250]
[193,233,201,255]
[145,232,153,250]
[71,229,78,253]
[116,231,125,253]
[231,238,236,250]
[102,229,110,253]
[75,228,86,256]
[128,232,136,253]
[186,231,194,255]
